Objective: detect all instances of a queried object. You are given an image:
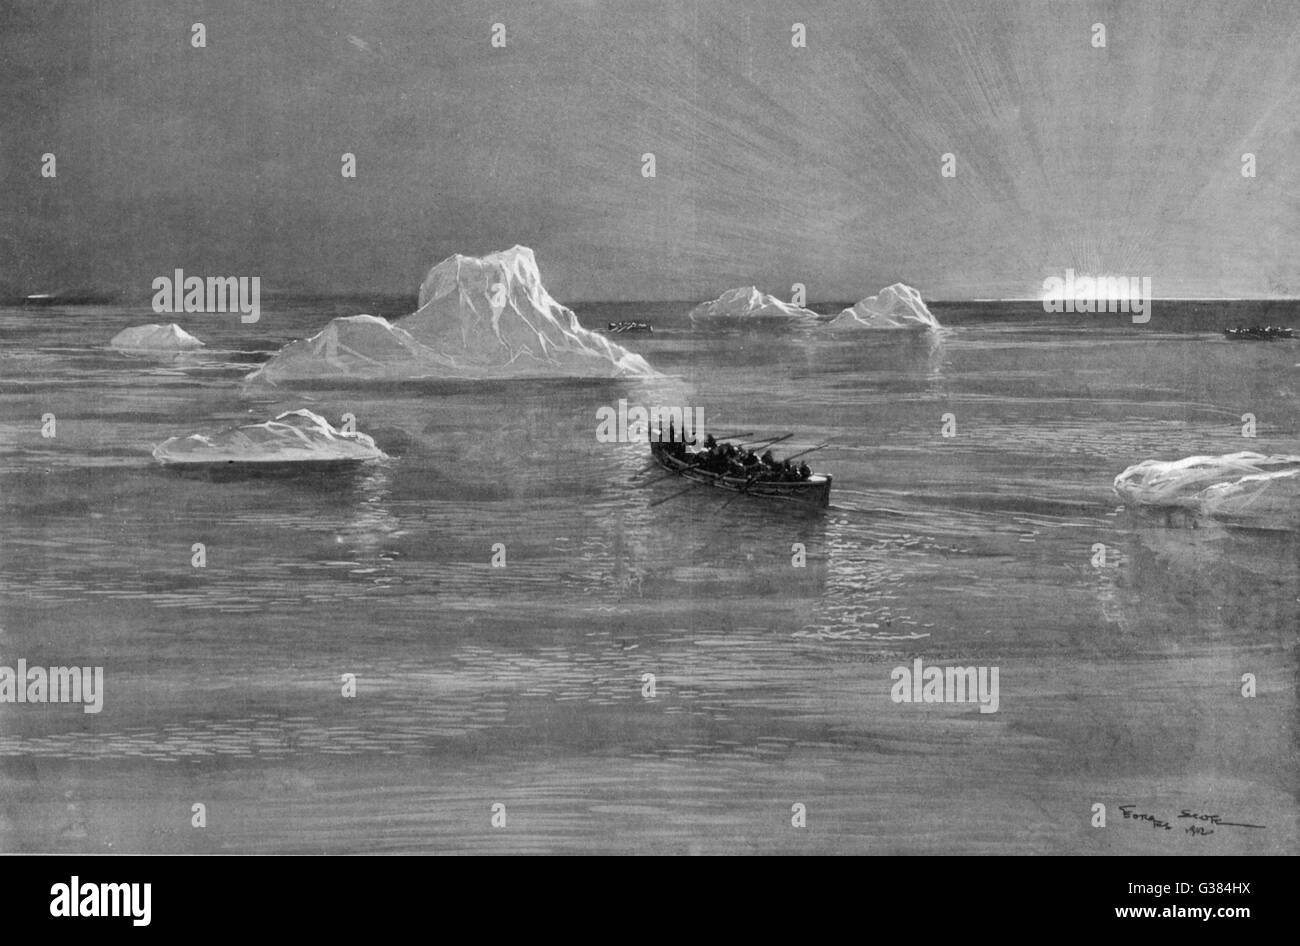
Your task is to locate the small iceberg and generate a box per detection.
[246,314,433,382]
[1114,451,1300,528]
[688,287,819,321]
[153,409,386,467]
[829,284,940,331]
[111,323,205,352]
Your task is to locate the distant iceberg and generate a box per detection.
[1114,452,1300,527]
[251,246,656,383]
[111,323,205,352]
[829,284,940,331]
[153,409,386,465]
[688,287,819,320]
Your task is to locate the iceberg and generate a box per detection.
[251,246,655,382]
[153,409,386,465]
[247,315,434,382]
[1114,452,1300,527]
[829,284,940,330]
[689,286,819,320]
[111,323,205,352]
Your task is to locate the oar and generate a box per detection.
[715,469,766,511]
[739,433,794,450]
[646,447,741,506]
[634,452,712,488]
[635,469,683,488]
[781,442,830,464]
[627,461,660,481]
[711,431,754,442]
[648,478,708,507]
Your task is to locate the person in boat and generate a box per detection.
[798,462,812,481]
[703,440,733,473]
[728,448,756,477]
[686,433,716,469]
[662,420,683,457]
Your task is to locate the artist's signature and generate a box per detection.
[1118,804,1266,837]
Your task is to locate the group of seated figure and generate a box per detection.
[660,431,812,481]
[1225,325,1294,340]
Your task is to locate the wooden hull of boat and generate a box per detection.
[650,442,832,508]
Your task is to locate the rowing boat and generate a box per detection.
[649,440,832,507]
[1223,327,1294,340]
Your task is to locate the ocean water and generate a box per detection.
[0,298,1296,854]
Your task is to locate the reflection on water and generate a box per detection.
[0,300,1296,854]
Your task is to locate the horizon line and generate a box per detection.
[960,296,1300,303]
[11,291,1300,306]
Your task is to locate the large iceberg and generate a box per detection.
[250,246,655,382]
[111,323,205,352]
[1114,452,1300,527]
[829,284,940,330]
[688,286,819,320]
[153,409,386,465]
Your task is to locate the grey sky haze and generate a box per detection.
[2,0,1297,301]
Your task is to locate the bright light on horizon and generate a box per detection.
[1039,272,1149,304]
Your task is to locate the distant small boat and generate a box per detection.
[1223,326,1294,341]
[649,437,832,508]
[607,321,652,334]
[18,291,116,306]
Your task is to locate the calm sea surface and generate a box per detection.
[1,299,1296,853]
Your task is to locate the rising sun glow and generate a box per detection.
[1040,271,1151,304]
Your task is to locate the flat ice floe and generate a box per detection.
[153,409,386,465]
[829,284,940,330]
[111,323,205,352]
[1114,452,1300,527]
[250,246,655,382]
[688,286,819,320]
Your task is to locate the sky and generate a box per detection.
[2,0,1298,301]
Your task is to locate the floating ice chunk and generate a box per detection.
[252,247,655,382]
[1114,451,1300,527]
[829,284,940,330]
[689,286,819,320]
[247,315,436,383]
[153,409,386,465]
[111,323,205,352]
